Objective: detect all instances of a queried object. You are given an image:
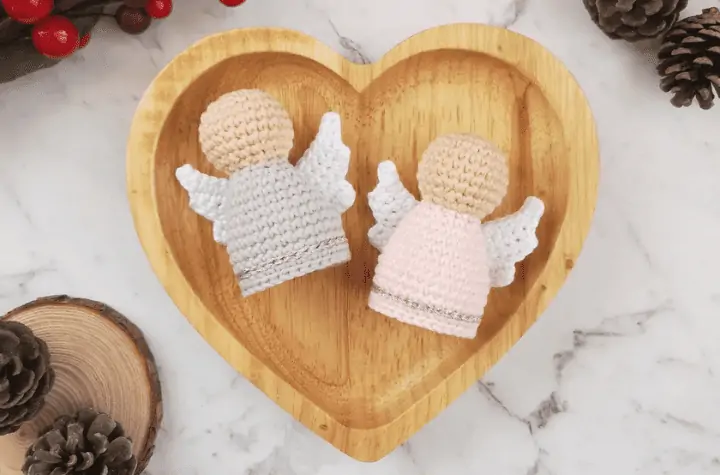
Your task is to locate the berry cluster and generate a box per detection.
[0,0,248,58]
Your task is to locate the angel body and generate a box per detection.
[176,89,355,297]
[368,134,544,339]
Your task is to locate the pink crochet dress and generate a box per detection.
[369,202,491,339]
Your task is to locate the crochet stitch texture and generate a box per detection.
[418,134,509,219]
[369,201,491,338]
[176,89,355,297]
[368,134,544,339]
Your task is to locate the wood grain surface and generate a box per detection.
[0,296,162,475]
[126,24,599,461]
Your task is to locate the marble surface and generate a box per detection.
[2,0,720,473]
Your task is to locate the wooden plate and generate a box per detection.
[126,24,598,461]
[0,296,162,474]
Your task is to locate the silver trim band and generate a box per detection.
[371,284,480,323]
[239,235,348,279]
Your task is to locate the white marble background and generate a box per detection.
[1,0,720,473]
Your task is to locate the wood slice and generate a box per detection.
[0,295,162,475]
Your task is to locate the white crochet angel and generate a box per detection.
[175,89,355,297]
[367,133,545,339]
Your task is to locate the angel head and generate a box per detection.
[418,133,509,220]
[198,89,294,175]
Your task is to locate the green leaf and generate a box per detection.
[57,0,120,13]
[71,13,102,36]
[0,17,31,44]
[0,15,101,84]
[0,40,57,84]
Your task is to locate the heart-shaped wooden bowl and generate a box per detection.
[127,24,598,461]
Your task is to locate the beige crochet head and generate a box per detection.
[418,133,509,220]
[198,89,294,175]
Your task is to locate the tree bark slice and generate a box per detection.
[0,295,162,475]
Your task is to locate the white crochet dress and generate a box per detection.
[176,111,355,297]
[222,159,350,296]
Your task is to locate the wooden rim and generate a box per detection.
[1,295,162,474]
[127,24,598,461]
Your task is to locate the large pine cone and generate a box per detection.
[0,321,55,435]
[23,409,137,475]
[657,7,720,109]
[583,0,689,41]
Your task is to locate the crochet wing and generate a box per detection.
[176,164,229,244]
[368,161,418,251]
[482,196,545,287]
[296,112,356,213]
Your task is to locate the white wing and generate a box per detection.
[175,164,229,244]
[482,197,545,288]
[296,112,356,213]
[368,161,418,251]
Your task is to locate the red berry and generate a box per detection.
[1,0,54,24]
[78,32,90,48]
[219,0,246,5]
[145,0,172,18]
[32,16,79,59]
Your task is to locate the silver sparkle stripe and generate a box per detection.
[371,284,481,323]
[239,235,348,278]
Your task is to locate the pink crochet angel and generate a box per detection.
[367,134,545,339]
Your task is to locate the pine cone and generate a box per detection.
[0,321,55,435]
[657,7,720,109]
[23,409,137,475]
[583,0,689,41]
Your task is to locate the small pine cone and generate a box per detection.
[0,321,55,436]
[657,7,720,109]
[23,409,137,475]
[583,0,689,41]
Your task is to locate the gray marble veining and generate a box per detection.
[1,0,719,473]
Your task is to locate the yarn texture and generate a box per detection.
[367,161,418,250]
[198,89,294,175]
[368,135,545,339]
[370,202,490,338]
[176,89,355,297]
[418,133,509,220]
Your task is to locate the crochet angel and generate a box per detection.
[367,134,545,339]
[175,89,355,297]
